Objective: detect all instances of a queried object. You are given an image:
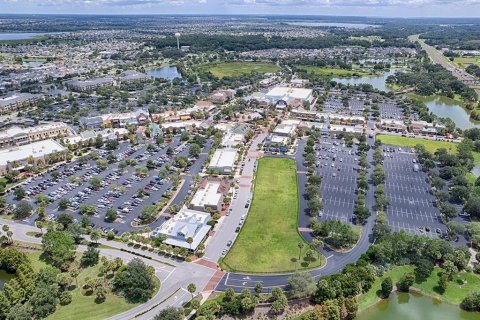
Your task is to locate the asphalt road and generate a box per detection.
[203,133,266,263]
[215,130,377,292]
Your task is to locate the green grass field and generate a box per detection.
[295,65,371,78]
[200,61,278,78]
[376,134,480,165]
[220,157,324,273]
[452,56,480,68]
[22,252,141,320]
[358,265,480,312]
[349,36,385,42]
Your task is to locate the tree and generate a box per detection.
[140,205,157,223]
[461,290,480,311]
[89,177,102,190]
[29,283,59,319]
[397,272,415,292]
[112,258,156,303]
[353,205,371,225]
[287,272,315,298]
[443,260,458,280]
[297,242,305,267]
[56,213,74,229]
[154,307,184,320]
[81,246,100,267]
[414,258,434,281]
[438,273,449,293]
[42,231,76,268]
[13,188,26,200]
[90,228,102,244]
[35,194,50,207]
[13,201,32,219]
[270,288,288,315]
[58,198,70,211]
[254,282,263,295]
[381,277,393,298]
[189,143,201,157]
[187,283,196,300]
[105,208,117,223]
[79,204,96,216]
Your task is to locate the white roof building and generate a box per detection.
[208,148,237,174]
[265,86,314,105]
[152,208,211,250]
[0,139,67,174]
[190,181,223,212]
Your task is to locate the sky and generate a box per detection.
[1,0,480,18]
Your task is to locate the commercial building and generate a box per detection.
[0,139,67,175]
[0,93,42,113]
[117,70,150,83]
[208,148,237,174]
[152,208,211,250]
[189,179,229,212]
[0,122,72,148]
[265,86,314,106]
[379,119,407,132]
[66,77,115,91]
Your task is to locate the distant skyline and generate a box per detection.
[1,0,480,18]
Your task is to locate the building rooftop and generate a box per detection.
[0,139,66,166]
[190,181,223,209]
[153,208,211,250]
[209,149,237,170]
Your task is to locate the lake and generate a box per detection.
[287,22,379,29]
[422,95,479,130]
[147,66,182,81]
[360,292,480,320]
[0,33,49,41]
[0,269,14,289]
[332,69,397,92]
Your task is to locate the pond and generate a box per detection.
[0,33,49,41]
[332,69,397,92]
[422,95,479,130]
[0,269,14,289]
[147,66,182,81]
[359,292,480,320]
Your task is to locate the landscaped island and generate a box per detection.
[221,157,324,273]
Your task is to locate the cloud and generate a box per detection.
[234,0,480,7]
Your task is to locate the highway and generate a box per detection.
[409,34,480,93]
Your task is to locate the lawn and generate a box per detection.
[220,157,324,273]
[23,252,142,320]
[200,61,278,78]
[295,65,371,78]
[358,265,480,311]
[452,56,480,68]
[376,134,480,165]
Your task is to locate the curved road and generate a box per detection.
[216,127,377,292]
[1,126,377,317]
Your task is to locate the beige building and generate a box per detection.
[0,93,41,114]
[0,122,71,148]
[0,139,67,175]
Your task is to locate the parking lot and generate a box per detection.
[8,136,211,233]
[322,98,365,116]
[314,138,360,224]
[379,102,403,120]
[382,146,445,238]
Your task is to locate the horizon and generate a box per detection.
[1,0,480,18]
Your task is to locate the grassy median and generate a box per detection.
[220,157,324,273]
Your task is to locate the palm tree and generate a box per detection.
[186,237,194,251]
[187,283,196,300]
[297,242,305,269]
[311,238,324,263]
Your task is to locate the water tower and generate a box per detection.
[175,32,181,50]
